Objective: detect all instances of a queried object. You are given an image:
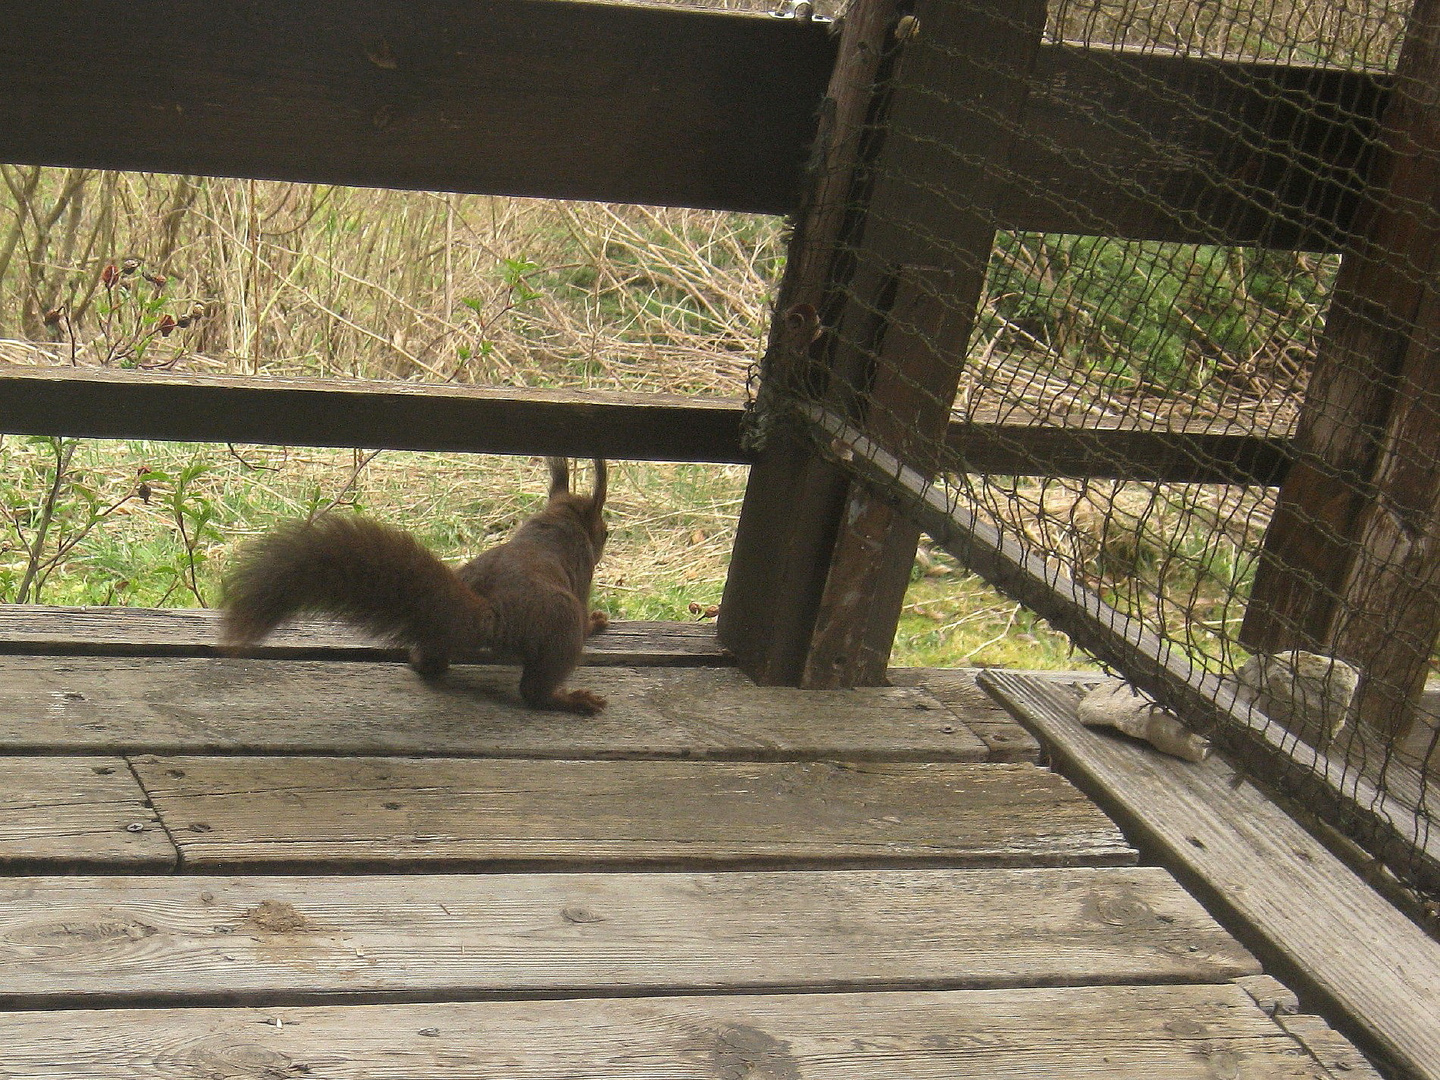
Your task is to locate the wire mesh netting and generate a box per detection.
[747,0,1440,911]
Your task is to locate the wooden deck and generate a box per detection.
[0,611,1380,1078]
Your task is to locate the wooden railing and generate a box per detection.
[0,2,1385,242]
[0,366,1293,483]
[0,2,1383,478]
[0,1,1372,476]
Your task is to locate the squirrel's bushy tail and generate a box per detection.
[221,516,497,662]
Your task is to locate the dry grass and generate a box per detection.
[0,169,776,627]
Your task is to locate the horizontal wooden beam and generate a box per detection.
[949,420,1293,484]
[0,0,836,215]
[0,2,1386,245]
[1001,49,1387,249]
[0,366,1294,480]
[0,366,748,462]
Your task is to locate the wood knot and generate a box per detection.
[189,1037,296,1078]
[1091,891,1158,927]
[561,905,606,924]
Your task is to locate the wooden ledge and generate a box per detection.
[0,604,729,666]
[0,366,749,462]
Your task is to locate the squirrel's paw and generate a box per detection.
[587,610,609,635]
[409,647,450,680]
[554,688,607,715]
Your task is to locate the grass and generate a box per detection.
[0,433,1090,669]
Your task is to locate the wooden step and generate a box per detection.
[126,757,1133,871]
[0,868,1251,1006]
[0,985,1342,1079]
[0,657,988,761]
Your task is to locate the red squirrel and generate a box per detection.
[221,458,610,714]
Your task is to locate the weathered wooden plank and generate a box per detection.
[0,606,730,666]
[809,403,1440,895]
[0,364,1299,480]
[0,867,1250,1005]
[892,668,1044,763]
[981,671,1440,1080]
[1005,47,1386,250]
[0,657,987,761]
[0,982,1343,1078]
[949,420,1293,484]
[129,756,1133,869]
[0,757,175,870]
[0,0,835,215]
[1240,0,1440,737]
[0,367,748,462]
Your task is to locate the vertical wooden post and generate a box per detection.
[1241,0,1440,737]
[801,0,1050,686]
[722,0,1049,687]
[718,0,903,684]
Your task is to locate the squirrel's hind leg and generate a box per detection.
[408,644,450,679]
[517,597,606,714]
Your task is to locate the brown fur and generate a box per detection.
[221,458,609,714]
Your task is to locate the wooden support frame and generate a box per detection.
[725,0,1052,688]
[1240,0,1440,738]
[800,0,1052,687]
